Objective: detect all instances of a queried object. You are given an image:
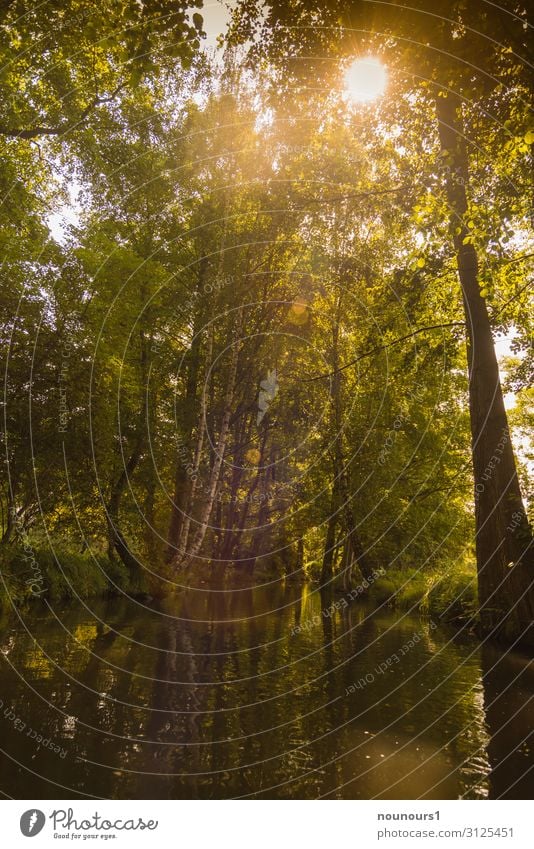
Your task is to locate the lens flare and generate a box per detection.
[343,57,387,104]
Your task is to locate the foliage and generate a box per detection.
[0,3,531,637]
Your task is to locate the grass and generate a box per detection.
[367,562,479,624]
[0,545,139,608]
[1,539,479,627]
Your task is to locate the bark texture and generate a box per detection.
[436,93,534,642]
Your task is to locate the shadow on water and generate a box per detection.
[481,644,534,799]
[0,578,533,799]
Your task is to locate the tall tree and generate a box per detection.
[228,0,534,640]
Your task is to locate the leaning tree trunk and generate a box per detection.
[106,445,142,573]
[173,311,242,570]
[436,93,534,642]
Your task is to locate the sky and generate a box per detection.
[201,1,233,50]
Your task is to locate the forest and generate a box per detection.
[0,0,533,804]
[2,0,532,640]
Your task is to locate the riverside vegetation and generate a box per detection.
[0,0,532,646]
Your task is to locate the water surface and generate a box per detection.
[0,582,533,799]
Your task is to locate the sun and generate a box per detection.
[343,57,387,104]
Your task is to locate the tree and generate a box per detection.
[228,0,534,641]
[0,0,203,140]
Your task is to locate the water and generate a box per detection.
[0,582,532,799]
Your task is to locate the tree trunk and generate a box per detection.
[1,493,15,545]
[339,471,375,584]
[331,295,375,584]
[166,259,208,560]
[143,470,157,563]
[340,537,354,593]
[436,93,534,642]
[166,461,189,561]
[235,432,277,577]
[295,536,306,579]
[173,335,211,564]
[106,446,142,573]
[106,328,149,576]
[218,420,248,561]
[228,425,269,564]
[321,483,338,583]
[173,310,242,570]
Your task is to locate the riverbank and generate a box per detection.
[0,546,144,609]
[367,563,479,625]
[1,545,479,627]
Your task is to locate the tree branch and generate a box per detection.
[0,82,126,141]
[493,280,533,317]
[304,321,466,382]
[294,185,413,209]
[0,125,62,139]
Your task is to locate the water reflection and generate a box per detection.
[0,581,532,799]
[481,644,534,799]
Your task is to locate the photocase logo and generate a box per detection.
[257,368,279,426]
[20,809,46,837]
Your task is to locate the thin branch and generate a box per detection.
[294,185,412,209]
[493,280,533,317]
[304,321,465,382]
[501,252,534,267]
[0,82,126,141]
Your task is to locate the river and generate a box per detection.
[0,582,532,799]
